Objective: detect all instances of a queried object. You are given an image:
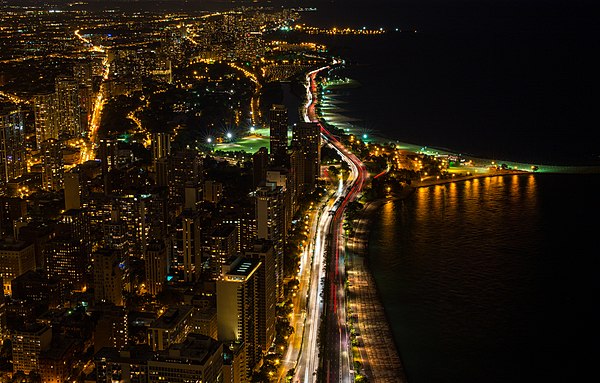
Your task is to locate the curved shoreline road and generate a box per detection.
[291,66,367,383]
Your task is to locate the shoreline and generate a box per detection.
[346,196,409,383]
[319,83,543,382]
[345,170,536,383]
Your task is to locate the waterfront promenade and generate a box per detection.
[346,198,408,383]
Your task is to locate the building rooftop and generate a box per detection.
[0,238,33,251]
[158,333,222,366]
[149,305,193,330]
[226,257,261,278]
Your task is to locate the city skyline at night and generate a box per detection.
[1,1,598,383]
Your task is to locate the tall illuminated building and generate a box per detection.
[0,106,26,185]
[11,324,52,375]
[74,61,94,133]
[169,148,203,211]
[93,248,124,306]
[171,210,202,282]
[217,256,262,379]
[55,75,83,138]
[33,91,59,149]
[203,179,223,204]
[99,138,118,195]
[245,240,276,355]
[266,167,295,232]
[255,183,285,300]
[40,138,64,192]
[43,238,87,292]
[151,131,171,170]
[151,131,170,191]
[291,121,321,196]
[145,240,167,296]
[207,224,238,278]
[269,104,289,166]
[148,305,193,351]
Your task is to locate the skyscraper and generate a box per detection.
[252,146,269,188]
[0,106,26,185]
[33,91,59,148]
[245,240,276,354]
[172,209,203,283]
[255,183,285,300]
[11,324,52,375]
[55,75,83,138]
[40,138,64,192]
[93,248,124,306]
[217,256,262,379]
[269,104,288,166]
[291,121,321,196]
[151,131,171,172]
[145,240,167,296]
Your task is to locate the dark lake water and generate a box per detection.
[367,173,600,382]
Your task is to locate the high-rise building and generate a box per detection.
[44,238,87,292]
[220,202,257,254]
[99,138,118,195]
[148,305,193,351]
[0,239,35,296]
[269,104,288,165]
[255,183,285,300]
[17,222,55,270]
[55,75,83,138]
[252,146,269,188]
[208,224,238,277]
[33,91,59,148]
[111,192,166,260]
[170,210,202,282]
[39,336,78,383]
[223,341,247,383]
[151,131,171,167]
[11,323,52,375]
[266,167,295,232]
[0,106,26,185]
[203,179,223,204]
[40,138,64,191]
[151,131,171,189]
[93,248,124,306]
[145,240,167,296]
[217,256,262,379]
[73,61,93,88]
[245,240,276,354]
[57,208,91,252]
[169,148,203,210]
[64,170,81,210]
[93,303,128,353]
[10,270,62,308]
[94,334,224,383]
[291,121,321,196]
[147,334,223,383]
[94,345,154,383]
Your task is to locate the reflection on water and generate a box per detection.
[368,173,599,383]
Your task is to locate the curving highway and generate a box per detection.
[288,67,367,383]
